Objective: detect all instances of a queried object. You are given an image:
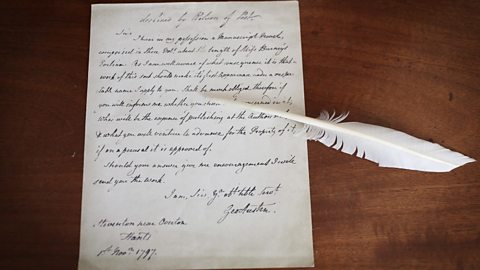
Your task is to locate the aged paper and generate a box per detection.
[79,1,313,269]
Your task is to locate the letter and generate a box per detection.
[80,1,313,269]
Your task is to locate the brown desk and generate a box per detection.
[1,0,479,269]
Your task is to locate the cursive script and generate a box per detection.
[79,2,313,269]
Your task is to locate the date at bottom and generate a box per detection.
[96,245,157,261]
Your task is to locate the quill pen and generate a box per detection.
[207,96,475,172]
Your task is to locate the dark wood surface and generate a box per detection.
[1,0,479,269]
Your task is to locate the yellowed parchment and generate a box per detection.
[79,1,313,269]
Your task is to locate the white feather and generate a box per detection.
[299,111,475,172]
[205,95,475,172]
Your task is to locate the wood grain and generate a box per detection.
[0,0,479,269]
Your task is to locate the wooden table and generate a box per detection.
[1,0,479,269]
